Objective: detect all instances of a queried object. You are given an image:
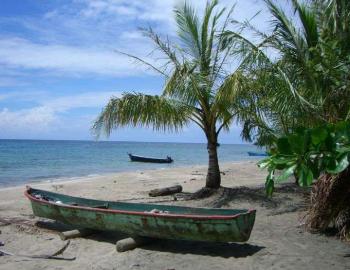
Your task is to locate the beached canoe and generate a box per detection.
[247,151,268,157]
[25,187,256,243]
[128,153,173,163]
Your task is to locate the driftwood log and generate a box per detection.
[148,185,182,197]
[59,229,95,240]
[116,236,152,252]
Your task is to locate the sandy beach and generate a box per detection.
[0,161,349,270]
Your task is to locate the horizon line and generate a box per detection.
[0,138,253,145]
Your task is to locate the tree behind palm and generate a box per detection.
[222,0,350,145]
[93,0,245,189]
[222,0,350,237]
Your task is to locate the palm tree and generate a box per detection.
[93,0,247,189]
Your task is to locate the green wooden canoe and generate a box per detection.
[25,187,256,243]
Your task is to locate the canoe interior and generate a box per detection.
[28,188,249,217]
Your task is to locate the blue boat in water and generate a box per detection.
[247,151,268,157]
[128,153,173,163]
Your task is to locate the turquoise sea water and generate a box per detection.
[0,140,262,187]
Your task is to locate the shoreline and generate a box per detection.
[0,140,263,190]
[0,160,260,191]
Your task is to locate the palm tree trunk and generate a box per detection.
[205,141,221,188]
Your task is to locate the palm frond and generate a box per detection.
[92,93,192,137]
[162,63,199,107]
[211,4,235,83]
[140,27,181,68]
[115,50,167,77]
[200,0,220,73]
[292,0,319,48]
[265,0,308,62]
[212,71,245,119]
[174,1,202,59]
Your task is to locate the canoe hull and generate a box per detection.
[26,188,256,243]
[247,151,268,157]
[128,154,173,163]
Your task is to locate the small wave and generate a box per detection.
[87,174,100,177]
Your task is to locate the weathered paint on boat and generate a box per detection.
[25,187,256,243]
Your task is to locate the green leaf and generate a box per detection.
[325,155,337,172]
[276,137,292,154]
[308,160,321,179]
[294,127,306,134]
[334,121,349,133]
[257,158,271,169]
[265,170,275,197]
[306,169,314,185]
[272,156,295,165]
[288,134,305,154]
[326,154,350,174]
[311,127,328,145]
[298,165,314,187]
[337,146,350,154]
[276,165,297,182]
[265,178,275,197]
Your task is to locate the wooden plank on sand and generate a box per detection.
[59,229,95,240]
[116,237,152,252]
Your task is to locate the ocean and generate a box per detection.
[0,140,262,187]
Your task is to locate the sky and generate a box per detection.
[0,0,271,143]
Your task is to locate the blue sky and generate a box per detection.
[0,0,270,143]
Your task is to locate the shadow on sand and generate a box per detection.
[188,183,310,215]
[86,231,265,258]
[142,239,264,258]
[36,221,264,258]
[35,220,77,232]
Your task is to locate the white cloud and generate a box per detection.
[44,91,121,112]
[0,93,11,101]
[77,0,175,23]
[75,0,269,31]
[0,91,121,134]
[0,106,57,132]
[80,0,140,17]
[0,38,155,77]
[0,0,270,79]
[120,31,144,41]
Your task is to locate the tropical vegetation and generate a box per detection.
[93,0,250,189]
[259,123,350,238]
[222,0,349,141]
[221,0,350,238]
